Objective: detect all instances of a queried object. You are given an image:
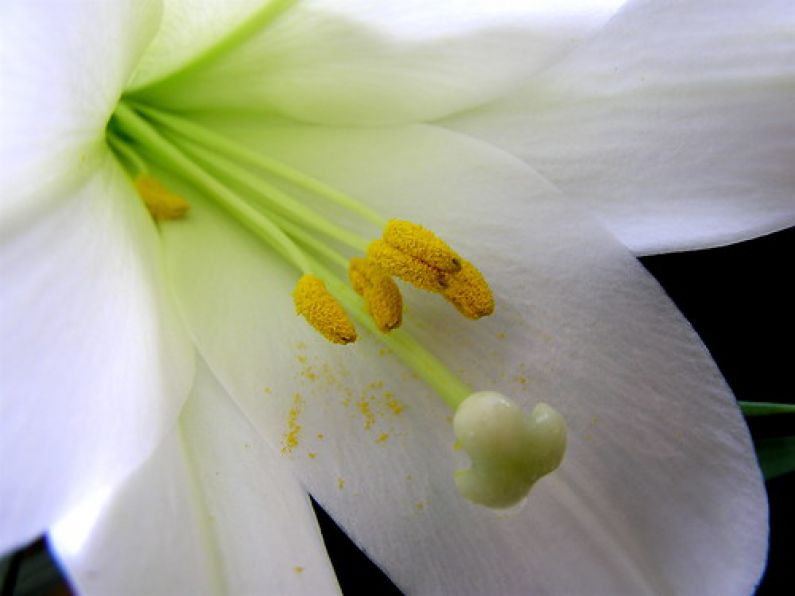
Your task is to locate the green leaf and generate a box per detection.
[756,436,795,481]
[739,401,795,416]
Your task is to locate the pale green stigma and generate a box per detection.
[454,392,566,508]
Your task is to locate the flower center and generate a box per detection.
[106,99,566,509]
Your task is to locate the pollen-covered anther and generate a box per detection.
[134,174,190,220]
[382,220,462,273]
[349,258,403,332]
[442,259,495,319]
[367,240,449,292]
[293,275,357,344]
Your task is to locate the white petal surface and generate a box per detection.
[160,120,766,594]
[0,158,194,552]
[50,359,339,596]
[130,0,625,124]
[0,0,161,228]
[445,0,795,254]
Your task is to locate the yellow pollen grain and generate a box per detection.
[308,452,317,459]
[375,432,389,444]
[382,220,461,273]
[338,478,345,490]
[317,433,325,440]
[385,393,405,415]
[514,375,528,385]
[367,240,448,292]
[134,174,190,220]
[281,393,304,454]
[441,258,495,319]
[415,501,425,511]
[357,399,376,430]
[349,258,403,332]
[294,566,304,574]
[293,275,357,344]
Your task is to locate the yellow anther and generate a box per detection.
[383,220,461,273]
[442,259,495,319]
[349,258,403,332]
[134,174,190,220]
[368,240,449,292]
[293,275,357,344]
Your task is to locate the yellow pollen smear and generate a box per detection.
[442,259,495,319]
[349,258,403,332]
[382,220,462,273]
[134,174,190,220]
[293,275,357,344]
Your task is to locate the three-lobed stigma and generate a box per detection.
[453,392,566,508]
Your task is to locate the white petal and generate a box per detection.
[0,0,161,226]
[0,158,194,552]
[159,120,766,593]
[129,0,624,124]
[50,358,339,596]
[444,0,795,254]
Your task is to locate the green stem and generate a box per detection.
[170,132,370,252]
[112,102,312,274]
[130,102,385,226]
[313,260,472,410]
[129,0,298,94]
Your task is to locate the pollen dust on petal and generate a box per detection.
[281,393,304,454]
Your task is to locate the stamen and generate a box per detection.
[382,220,461,273]
[367,239,448,292]
[294,275,357,344]
[441,259,495,319]
[134,174,190,220]
[349,258,403,332]
[453,392,566,508]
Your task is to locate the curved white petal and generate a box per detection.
[130,0,625,124]
[50,358,339,596]
[0,157,194,552]
[444,0,795,254]
[159,120,766,593]
[0,0,161,228]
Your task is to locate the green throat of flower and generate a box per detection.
[106,61,565,512]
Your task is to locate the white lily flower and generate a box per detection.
[0,0,775,594]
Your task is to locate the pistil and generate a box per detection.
[106,99,566,509]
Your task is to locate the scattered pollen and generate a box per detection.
[134,174,190,220]
[293,275,357,344]
[357,399,376,430]
[294,566,304,574]
[281,393,304,454]
[385,392,406,415]
[317,433,325,440]
[514,375,528,385]
[338,478,345,490]
[375,433,390,444]
[307,452,317,459]
[415,501,425,511]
